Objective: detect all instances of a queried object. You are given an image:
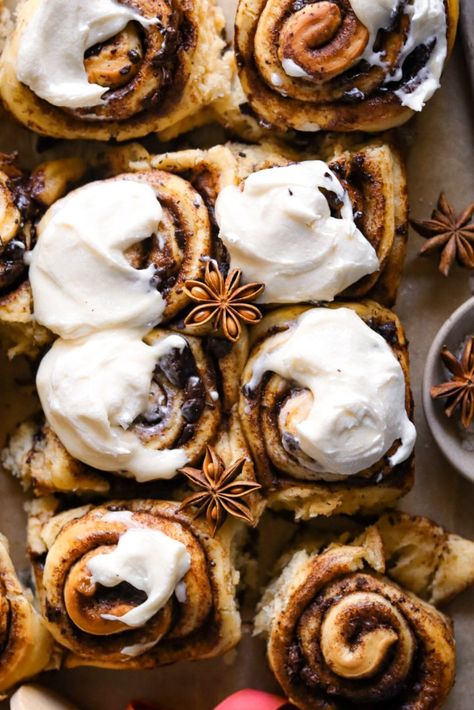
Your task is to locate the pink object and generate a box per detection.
[213,689,291,710]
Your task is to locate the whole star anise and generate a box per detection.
[431,336,474,429]
[411,193,474,276]
[178,446,261,536]
[183,260,264,342]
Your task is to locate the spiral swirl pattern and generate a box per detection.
[35,501,240,668]
[235,0,459,133]
[266,543,456,709]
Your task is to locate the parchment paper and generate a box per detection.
[0,8,473,708]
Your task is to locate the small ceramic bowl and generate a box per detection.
[423,295,474,483]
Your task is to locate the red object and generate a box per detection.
[213,689,292,710]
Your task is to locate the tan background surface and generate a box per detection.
[0,8,473,709]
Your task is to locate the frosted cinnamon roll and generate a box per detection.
[239,301,415,519]
[149,139,407,307]
[27,498,241,668]
[1,148,216,356]
[255,513,474,710]
[0,534,52,696]
[28,172,212,338]
[2,331,256,495]
[214,140,407,307]
[0,0,227,141]
[36,329,222,481]
[232,0,459,135]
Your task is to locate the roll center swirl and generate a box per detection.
[284,2,343,50]
[84,22,144,91]
[320,592,403,679]
[64,548,142,636]
[279,1,369,81]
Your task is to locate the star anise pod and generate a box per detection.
[411,193,474,276]
[431,336,474,429]
[183,260,264,342]
[178,446,261,536]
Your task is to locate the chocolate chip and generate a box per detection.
[157,345,196,387]
[128,49,141,64]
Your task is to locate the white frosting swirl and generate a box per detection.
[88,528,190,627]
[215,162,379,304]
[282,0,448,113]
[36,330,188,481]
[248,307,416,477]
[28,179,164,339]
[16,0,155,109]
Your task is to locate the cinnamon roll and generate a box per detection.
[230,0,459,135]
[1,147,217,356]
[239,301,415,519]
[150,138,407,307]
[27,498,241,668]
[2,331,257,496]
[27,171,212,338]
[255,513,474,710]
[0,533,52,696]
[0,0,227,141]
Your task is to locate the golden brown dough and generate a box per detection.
[239,301,414,519]
[0,534,52,697]
[255,512,474,710]
[222,0,459,137]
[27,497,242,669]
[0,0,227,141]
[376,511,474,605]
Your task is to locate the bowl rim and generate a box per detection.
[422,294,474,484]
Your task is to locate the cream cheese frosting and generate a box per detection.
[87,527,190,627]
[16,0,156,109]
[281,0,448,113]
[215,161,379,304]
[28,179,164,339]
[36,330,188,481]
[351,0,448,111]
[247,308,416,478]
[281,57,311,79]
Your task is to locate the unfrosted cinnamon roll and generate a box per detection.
[255,513,474,710]
[0,0,227,141]
[239,301,415,519]
[27,498,241,668]
[0,534,52,696]
[230,0,459,136]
